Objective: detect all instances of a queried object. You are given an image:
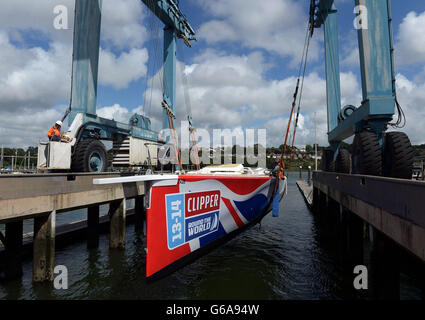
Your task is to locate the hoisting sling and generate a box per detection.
[163,101,183,171]
[272,4,315,199]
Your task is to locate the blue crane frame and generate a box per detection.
[68,0,195,144]
[313,0,396,153]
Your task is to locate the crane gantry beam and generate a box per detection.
[141,0,196,133]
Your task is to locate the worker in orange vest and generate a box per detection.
[47,120,63,142]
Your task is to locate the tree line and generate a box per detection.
[0,146,38,169]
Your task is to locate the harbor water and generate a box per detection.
[0,172,422,299]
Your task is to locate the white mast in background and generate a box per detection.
[314,112,317,171]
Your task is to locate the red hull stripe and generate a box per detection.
[222,197,244,228]
[181,175,270,195]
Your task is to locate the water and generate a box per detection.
[0,172,422,299]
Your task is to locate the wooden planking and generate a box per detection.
[296,180,313,208]
[0,174,144,223]
[314,178,425,262]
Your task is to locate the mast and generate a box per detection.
[314,112,318,171]
[0,145,3,170]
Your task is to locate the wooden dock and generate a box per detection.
[313,172,425,263]
[296,180,313,208]
[0,173,146,282]
[296,171,425,299]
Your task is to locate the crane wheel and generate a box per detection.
[335,149,351,174]
[383,132,414,179]
[351,131,382,176]
[71,139,107,173]
[321,148,335,172]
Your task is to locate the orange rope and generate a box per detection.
[290,121,297,160]
[278,78,299,173]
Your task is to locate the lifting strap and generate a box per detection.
[163,101,183,171]
[177,39,200,171]
[290,16,312,160]
[272,6,315,198]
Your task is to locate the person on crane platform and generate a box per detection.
[48,121,62,142]
[47,121,71,142]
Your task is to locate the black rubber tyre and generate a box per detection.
[71,139,107,173]
[351,131,382,176]
[321,148,335,172]
[335,149,351,174]
[383,131,414,179]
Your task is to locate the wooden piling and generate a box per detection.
[5,221,23,279]
[315,190,327,231]
[369,227,400,299]
[87,205,100,249]
[339,206,350,261]
[109,200,126,249]
[347,212,364,265]
[422,267,425,299]
[134,196,145,234]
[318,190,327,214]
[33,211,56,282]
[312,187,319,214]
[327,197,340,230]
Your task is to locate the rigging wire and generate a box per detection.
[272,0,317,200]
[143,0,160,119]
[277,16,313,175]
[176,40,192,118]
[290,20,312,160]
[177,39,200,169]
[143,0,199,170]
[167,112,183,170]
[142,2,153,117]
[143,0,165,121]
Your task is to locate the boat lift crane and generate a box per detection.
[311,0,413,178]
[37,0,196,173]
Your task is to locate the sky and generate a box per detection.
[0,0,425,149]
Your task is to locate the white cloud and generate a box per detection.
[99,48,149,90]
[0,0,74,42]
[392,73,425,145]
[0,28,149,113]
[101,0,148,49]
[197,20,238,43]
[0,0,148,49]
[196,0,320,64]
[97,103,136,123]
[142,50,364,148]
[0,33,69,146]
[0,107,63,147]
[1,0,425,152]
[142,48,425,149]
[0,0,151,147]
[396,11,425,66]
[0,31,72,112]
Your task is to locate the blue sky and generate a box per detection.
[0,0,425,148]
[98,0,425,146]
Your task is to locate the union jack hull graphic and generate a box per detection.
[146,175,286,279]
